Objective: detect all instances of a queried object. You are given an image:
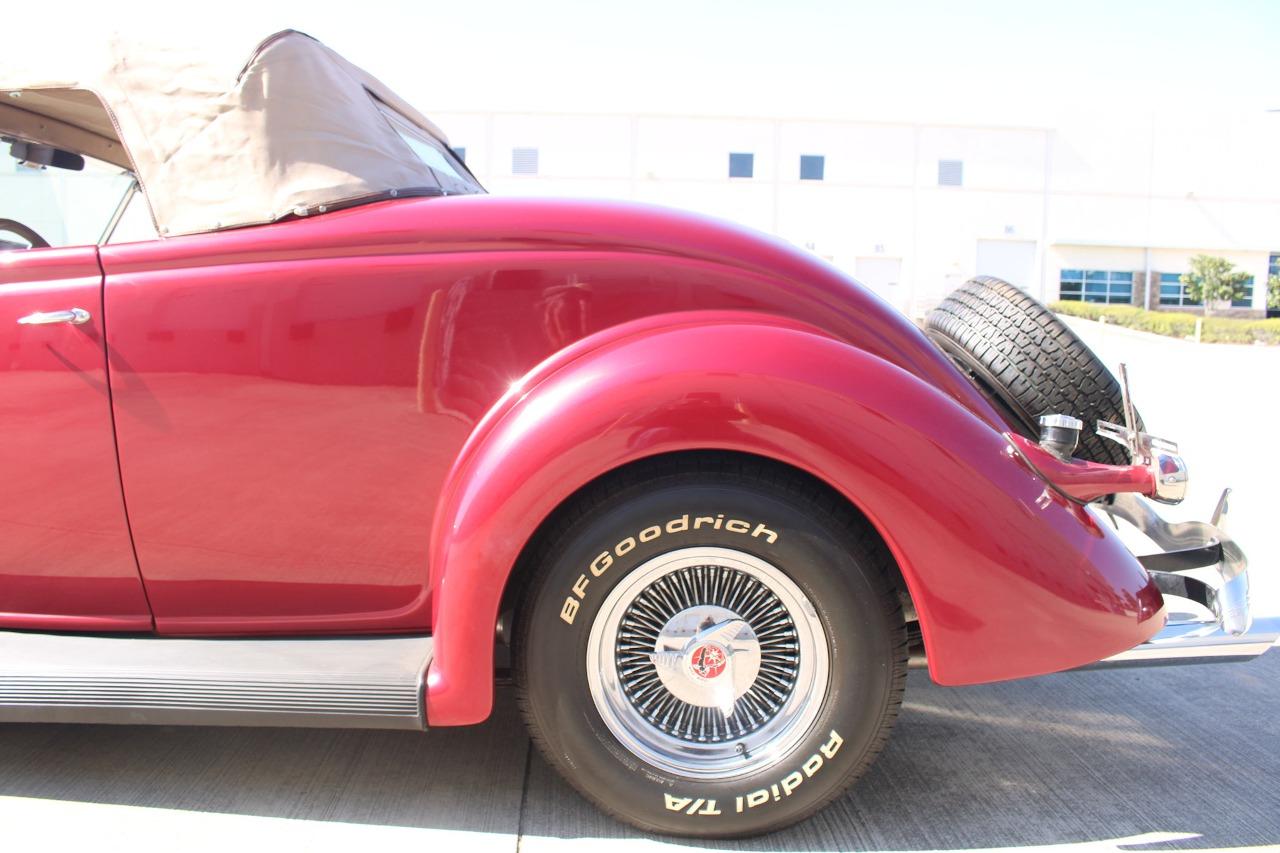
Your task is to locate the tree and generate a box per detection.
[1269,273,1280,312]
[1179,255,1251,317]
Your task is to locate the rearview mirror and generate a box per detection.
[7,139,84,171]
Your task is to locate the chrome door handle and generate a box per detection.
[17,308,91,326]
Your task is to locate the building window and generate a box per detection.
[1158,272,1200,307]
[728,152,754,178]
[938,159,963,187]
[1161,271,1254,307]
[1233,277,1254,308]
[512,147,538,175]
[799,154,824,181]
[1270,253,1279,278]
[453,146,466,163]
[1059,269,1133,304]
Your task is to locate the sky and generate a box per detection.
[4,0,1278,126]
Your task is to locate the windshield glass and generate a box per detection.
[1,149,136,249]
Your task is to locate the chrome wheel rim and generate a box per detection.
[586,546,829,779]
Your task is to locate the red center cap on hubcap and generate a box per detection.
[689,644,727,679]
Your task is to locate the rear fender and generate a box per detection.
[425,315,1162,725]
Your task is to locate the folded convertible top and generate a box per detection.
[0,30,454,236]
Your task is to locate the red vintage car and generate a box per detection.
[0,30,1274,838]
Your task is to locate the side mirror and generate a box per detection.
[8,140,84,171]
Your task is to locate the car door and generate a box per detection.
[101,227,475,635]
[0,246,153,630]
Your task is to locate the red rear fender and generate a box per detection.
[425,315,1163,725]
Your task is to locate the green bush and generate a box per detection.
[1050,301,1280,345]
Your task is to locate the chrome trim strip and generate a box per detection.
[0,632,432,730]
[1090,616,1280,668]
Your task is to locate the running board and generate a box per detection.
[0,631,431,730]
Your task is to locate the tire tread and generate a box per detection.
[924,276,1139,466]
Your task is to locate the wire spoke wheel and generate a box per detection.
[587,547,829,779]
[516,458,906,835]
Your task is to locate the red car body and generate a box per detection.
[0,194,1163,726]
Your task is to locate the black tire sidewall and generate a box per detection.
[517,476,900,836]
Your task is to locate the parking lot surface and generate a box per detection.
[3,319,1277,852]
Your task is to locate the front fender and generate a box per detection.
[426,315,1163,725]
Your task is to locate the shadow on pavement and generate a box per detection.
[0,690,529,836]
[0,655,1276,850]
[520,654,1280,851]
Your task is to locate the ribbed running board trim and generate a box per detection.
[0,631,431,730]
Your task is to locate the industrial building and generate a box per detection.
[434,109,1279,318]
[6,108,1276,319]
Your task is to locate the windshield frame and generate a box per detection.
[1,142,140,250]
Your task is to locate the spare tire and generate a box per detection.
[924,276,1139,466]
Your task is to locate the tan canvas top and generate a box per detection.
[0,30,472,236]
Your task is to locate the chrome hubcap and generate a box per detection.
[650,607,761,717]
[587,547,829,779]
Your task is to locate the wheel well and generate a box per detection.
[495,449,913,642]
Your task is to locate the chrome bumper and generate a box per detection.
[1092,490,1279,668]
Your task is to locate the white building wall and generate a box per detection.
[6,107,1276,317]
[438,109,1279,316]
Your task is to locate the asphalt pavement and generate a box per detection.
[3,318,1277,853]
[4,658,1278,853]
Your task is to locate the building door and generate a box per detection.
[855,257,904,313]
[976,240,1038,295]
